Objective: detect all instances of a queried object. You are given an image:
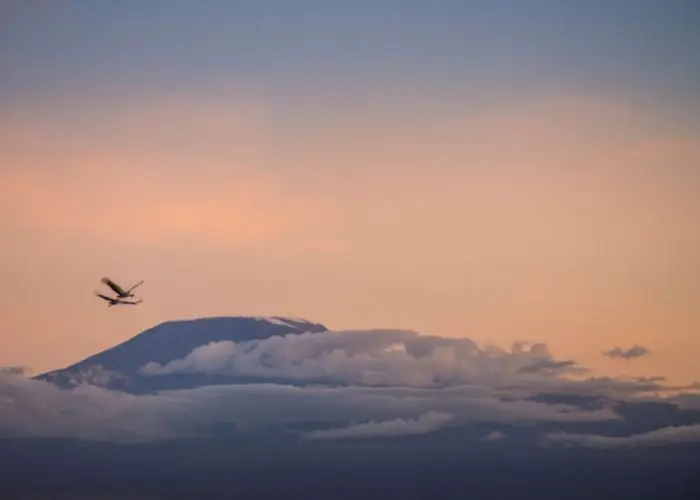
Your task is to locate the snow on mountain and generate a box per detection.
[36,316,327,392]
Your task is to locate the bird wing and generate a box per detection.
[95,292,115,302]
[126,280,144,293]
[101,277,127,296]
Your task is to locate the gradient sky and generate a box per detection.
[1,0,699,384]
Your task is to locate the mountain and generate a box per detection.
[36,316,327,393]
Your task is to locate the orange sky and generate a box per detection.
[1,93,699,385]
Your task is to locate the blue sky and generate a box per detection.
[2,0,699,120]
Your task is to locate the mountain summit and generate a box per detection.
[37,316,327,393]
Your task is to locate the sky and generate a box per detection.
[1,0,699,385]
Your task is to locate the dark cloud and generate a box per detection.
[672,392,700,411]
[603,345,650,360]
[545,423,700,449]
[518,359,580,375]
[541,376,668,398]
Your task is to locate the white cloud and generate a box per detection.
[302,411,453,440]
[0,369,179,442]
[139,329,583,389]
[137,329,670,405]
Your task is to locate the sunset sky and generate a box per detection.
[1,1,699,384]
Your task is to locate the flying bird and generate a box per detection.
[96,276,144,307]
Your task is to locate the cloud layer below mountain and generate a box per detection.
[2,329,698,447]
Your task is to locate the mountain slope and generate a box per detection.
[37,316,327,392]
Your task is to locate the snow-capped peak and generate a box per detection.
[252,316,319,327]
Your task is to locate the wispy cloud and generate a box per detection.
[545,424,700,449]
[0,366,32,376]
[518,359,581,375]
[303,411,453,440]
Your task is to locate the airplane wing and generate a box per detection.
[101,277,127,296]
[126,280,144,293]
[95,292,114,302]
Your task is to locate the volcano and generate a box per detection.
[36,316,327,393]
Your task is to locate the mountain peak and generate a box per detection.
[37,315,327,391]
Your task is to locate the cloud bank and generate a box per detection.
[1,329,696,447]
[0,371,617,443]
[139,329,585,389]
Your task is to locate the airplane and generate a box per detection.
[95,292,143,307]
[100,277,144,299]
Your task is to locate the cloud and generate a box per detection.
[138,330,672,404]
[302,411,453,440]
[0,375,618,443]
[139,330,586,389]
[0,370,588,443]
[518,359,581,375]
[0,368,178,442]
[0,334,619,444]
[3,329,696,444]
[603,345,650,360]
[481,431,507,442]
[671,391,700,410]
[545,424,700,449]
[0,366,32,377]
[532,376,669,398]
